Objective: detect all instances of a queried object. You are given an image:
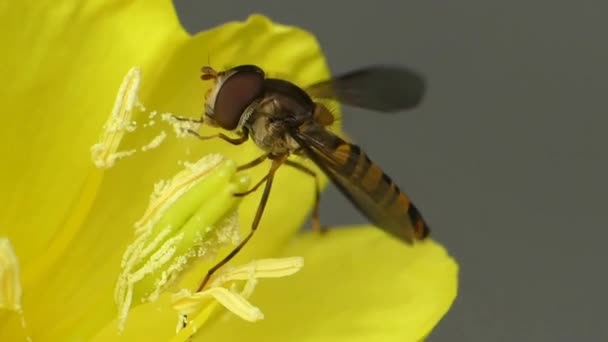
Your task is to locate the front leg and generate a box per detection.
[168,113,249,146]
[186,129,249,146]
[171,114,204,124]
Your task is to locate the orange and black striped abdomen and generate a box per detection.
[334,141,430,241]
[293,124,430,243]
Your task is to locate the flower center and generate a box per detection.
[113,154,249,333]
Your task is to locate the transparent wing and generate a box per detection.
[304,65,426,112]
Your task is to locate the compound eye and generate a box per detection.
[211,65,265,130]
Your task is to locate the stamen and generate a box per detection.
[0,238,31,341]
[114,154,250,333]
[170,257,304,340]
[91,68,191,169]
[209,257,304,287]
[0,238,23,313]
[91,67,142,169]
[172,287,264,322]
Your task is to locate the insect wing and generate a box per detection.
[304,65,426,112]
[290,124,430,244]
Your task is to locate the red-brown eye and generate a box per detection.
[211,65,265,130]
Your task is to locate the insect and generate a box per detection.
[178,63,431,291]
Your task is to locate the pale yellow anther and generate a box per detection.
[170,257,304,340]
[172,287,264,322]
[91,67,142,169]
[114,154,250,333]
[208,257,305,287]
[0,238,31,341]
[0,238,22,313]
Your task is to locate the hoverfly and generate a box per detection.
[179,63,431,291]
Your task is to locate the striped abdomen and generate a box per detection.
[292,123,430,243]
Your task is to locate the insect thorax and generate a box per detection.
[244,91,314,155]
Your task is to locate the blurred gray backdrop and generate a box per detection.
[174,1,608,341]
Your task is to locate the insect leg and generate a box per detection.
[186,129,249,145]
[196,155,287,291]
[171,115,204,124]
[232,154,272,197]
[234,174,270,197]
[284,160,326,233]
[237,154,269,172]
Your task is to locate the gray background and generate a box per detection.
[175,1,608,341]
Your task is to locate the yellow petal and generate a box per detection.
[0,1,184,339]
[195,226,459,342]
[0,0,186,275]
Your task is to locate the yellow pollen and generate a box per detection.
[141,131,167,152]
[161,113,202,139]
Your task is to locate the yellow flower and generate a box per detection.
[0,1,458,341]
